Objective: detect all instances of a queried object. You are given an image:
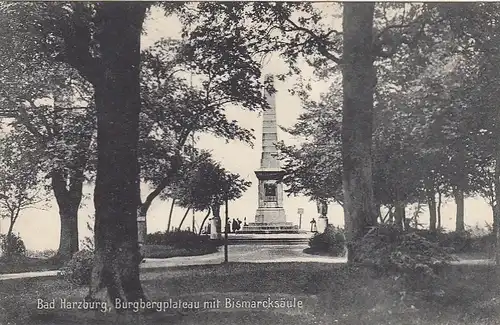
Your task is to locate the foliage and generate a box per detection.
[353,224,457,290]
[59,249,93,286]
[308,225,346,256]
[138,20,273,214]
[146,230,222,250]
[25,249,57,259]
[0,233,26,259]
[81,215,94,251]
[275,3,500,220]
[415,228,495,255]
[278,80,343,204]
[139,38,259,190]
[170,154,251,211]
[0,135,48,257]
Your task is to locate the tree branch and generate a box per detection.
[284,18,342,64]
[54,3,101,85]
[16,104,47,142]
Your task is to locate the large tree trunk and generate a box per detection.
[87,4,148,306]
[341,3,377,263]
[52,170,83,262]
[394,201,406,230]
[454,188,465,232]
[57,204,79,260]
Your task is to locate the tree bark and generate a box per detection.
[5,212,16,258]
[177,207,192,230]
[341,3,377,263]
[428,193,437,232]
[138,153,183,240]
[198,208,212,235]
[51,170,83,262]
[394,201,405,230]
[453,139,467,233]
[424,177,437,232]
[86,4,148,306]
[454,188,465,232]
[427,189,437,232]
[167,198,176,232]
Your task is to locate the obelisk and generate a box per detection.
[253,76,287,225]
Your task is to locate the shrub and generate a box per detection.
[146,230,221,250]
[437,231,473,253]
[308,226,346,256]
[81,214,95,251]
[0,233,26,259]
[25,249,57,259]
[59,249,93,286]
[353,224,457,291]
[415,228,493,254]
[470,233,495,256]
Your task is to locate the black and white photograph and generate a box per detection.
[0,1,499,324]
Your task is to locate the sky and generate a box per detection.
[0,5,494,252]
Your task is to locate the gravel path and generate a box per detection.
[0,244,493,281]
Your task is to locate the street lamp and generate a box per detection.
[223,176,230,264]
[297,208,304,229]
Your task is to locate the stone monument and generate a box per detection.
[241,76,297,233]
[316,199,329,233]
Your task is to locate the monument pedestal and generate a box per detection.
[255,207,286,224]
[317,216,328,233]
[209,217,222,240]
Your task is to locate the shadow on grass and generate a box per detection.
[302,247,345,258]
[1,263,500,325]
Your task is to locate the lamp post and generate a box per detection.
[224,194,229,263]
[223,176,230,264]
[297,208,304,229]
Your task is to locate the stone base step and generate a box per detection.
[238,222,299,234]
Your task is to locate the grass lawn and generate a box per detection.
[0,256,62,274]
[1,262,500,324]
[0,245,218,275]
[141,244,218,259]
